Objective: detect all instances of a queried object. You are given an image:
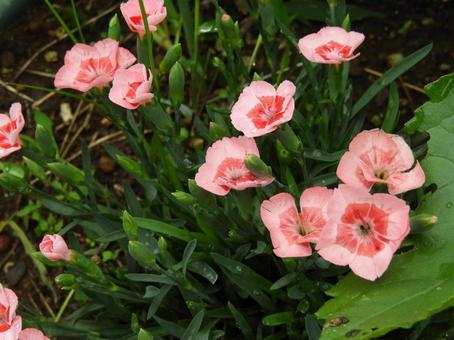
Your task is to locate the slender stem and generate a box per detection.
[70,0,85,42]
[248,34,262,73]
[55,289,75,322]
[194,0,200,59]
[191,0,201,110]
[43,0,78,44]
[137,0,160,94]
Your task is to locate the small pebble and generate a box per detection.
[44,51,58,63]
[98,155,115,173]
[0,233,12,252]
[60,102,73,124]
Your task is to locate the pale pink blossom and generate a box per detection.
[298,26,365,64]
[0,286,22,340]
[0,103,25,159]
[39,234,71,261]
[231,81,296,137]
[337,129,425,195]
[317,185,410,281]
[54,38,136,92]
[120,0,167,37]
[260,187,333,257]
[195,136,274,196]
[19,328,50,340]
[109,63,154,109]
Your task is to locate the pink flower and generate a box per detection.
[109,63,154,109]
[231,81,296,137]
[337,129,425,195]
[39,234,71,261]
[260,187,333,257]
[0,286,22,340]
[298,26,365,64]
[317,185,410,281]
[120,0,167,37]
[19,328,50,340]
[195,136,274,196]
[0,103,25,159]
[54,38,136,92]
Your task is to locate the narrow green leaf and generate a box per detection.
[182,239,197,276]
[352,43,432,117]
[188,261,218,284]
[138,328,154,340]
[382,82,400,132]
[305,315,322,340]
[181,310,205,340]
[227,302,254,338]
[262,312,294,326]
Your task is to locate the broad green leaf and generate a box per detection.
[317,75,454,339]
[405,73,454,132]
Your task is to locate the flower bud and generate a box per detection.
[172,191,197,205]
[128,241,158,270]
[221,13,242,49]
[209,122,228,140]
[55,273,76,289]
[276,125,302,153]
[244,154,272,178]
[276,139,291,163]
[108,14,121,41]
[169,61,185,107]
[122,210,138,240]
[410,214,438,234]
[39,234,71,261]
[159,44,182,74]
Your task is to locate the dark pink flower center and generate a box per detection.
[337,203,389,257]
[77,57,114,83]
[214,157,257,188]
[0,304,11,332]
[247,95,285,129]
[0,121,19,148]
[301,207,326,235]
[315,41,352,61]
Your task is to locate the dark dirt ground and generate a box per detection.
[0,0,452,334]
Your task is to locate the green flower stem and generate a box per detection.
[70,0,85,43]
[43,0,78,44]
[248,34,262,73]
[138,0,160,94]
[55,289,75,322]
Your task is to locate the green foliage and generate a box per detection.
[0,1,445,339]
[317,74,454,339]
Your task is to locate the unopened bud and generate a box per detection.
[172,191,197,205]
[209,122,227,140]
[244,154,272,178]
[159,44,182,74]
[410,214,438,233]
[169,62,185,107]
[128,241,158,270]
[55,273,76,289]
[107,14,121,41]
[276,125,302,153]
